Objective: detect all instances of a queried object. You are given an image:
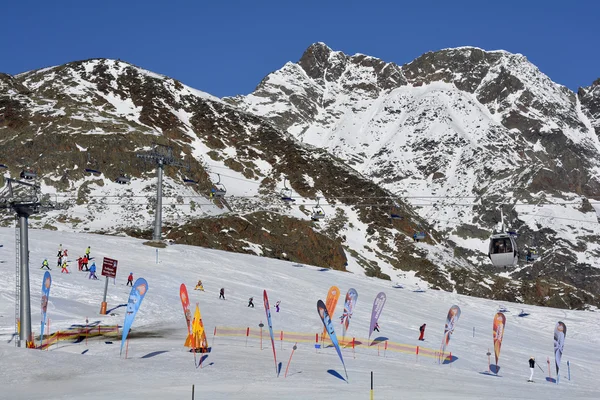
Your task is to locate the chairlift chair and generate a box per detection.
[211,174,226,198]
[84,168,102,176]
[115,174,131,185]
[390,205,402,220]
[280,178,294,201]
[311,197,325,221]
[414,231,426,240]
[20,168,37,180]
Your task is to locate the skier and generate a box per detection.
[41,258,50,270]
[419,323,426,341]
[194,280,204,291]
[248,297,254,307]
[89,262,97,279]
[412,232,418,242]
[85,246,91,258]
[61,260,69,274]
[275,301,281,312]
[126,272,134,286]
[528,356,535,382]
[373,323,380,333]
[219,288,225,300]
[57,254,62,268]
[58,243,63,255]
[82,254,89,271]
[77,257,84,271]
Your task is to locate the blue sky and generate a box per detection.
[3,1,598,97]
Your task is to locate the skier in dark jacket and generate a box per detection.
[528,356,535,382]
[248,297,254,307]
[419,323,426,341]
[373,323,380,333]
[219,288,225,300]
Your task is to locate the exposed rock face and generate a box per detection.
[579,78,600,135]
[3,45,600,310]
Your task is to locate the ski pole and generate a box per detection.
[536,362,545,374]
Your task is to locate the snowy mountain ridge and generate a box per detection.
[2,44,600,309]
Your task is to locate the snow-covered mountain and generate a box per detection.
[2,44,600,309]
[228,43,600,308]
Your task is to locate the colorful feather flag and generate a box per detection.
[554,321,567,380]
[40,271,52,342]
[439,305,461,362]
[321,286,340,340]
[120,278,148,356]
[264,290,278,374]
[368,292,386,341]
[492,312,506,367]
[340,288,358,337]
[317,299,348,380]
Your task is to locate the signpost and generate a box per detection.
[100,257,118,315]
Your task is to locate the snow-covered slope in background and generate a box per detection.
[1,228,599,399]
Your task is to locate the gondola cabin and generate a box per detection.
[20,169,37,180]
[488,233,518,267]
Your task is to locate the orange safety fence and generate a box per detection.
[214,326,444,359]
[37,325,121,350]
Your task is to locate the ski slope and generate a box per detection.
[0,228,599,399]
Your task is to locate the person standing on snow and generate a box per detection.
[82,254,89,271]
[85,246,91,258]
[248,297,254,307]
[419,323,426,341]
[275,301,281,312]
[89,262,97,279]
[41,259,50,270]
[373,323,380,333]
[219,288,225,300]
[528,356,535,382]
[61,260,69,274]
[126,272,134,286]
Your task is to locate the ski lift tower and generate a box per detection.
[136,144,186,242]
[0,177,67,348]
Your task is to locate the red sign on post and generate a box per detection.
[101,257,118,278]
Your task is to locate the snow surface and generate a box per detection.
[1,228,599,399]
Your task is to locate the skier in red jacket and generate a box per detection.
[127,273,134,286]
[419,323,426,341]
